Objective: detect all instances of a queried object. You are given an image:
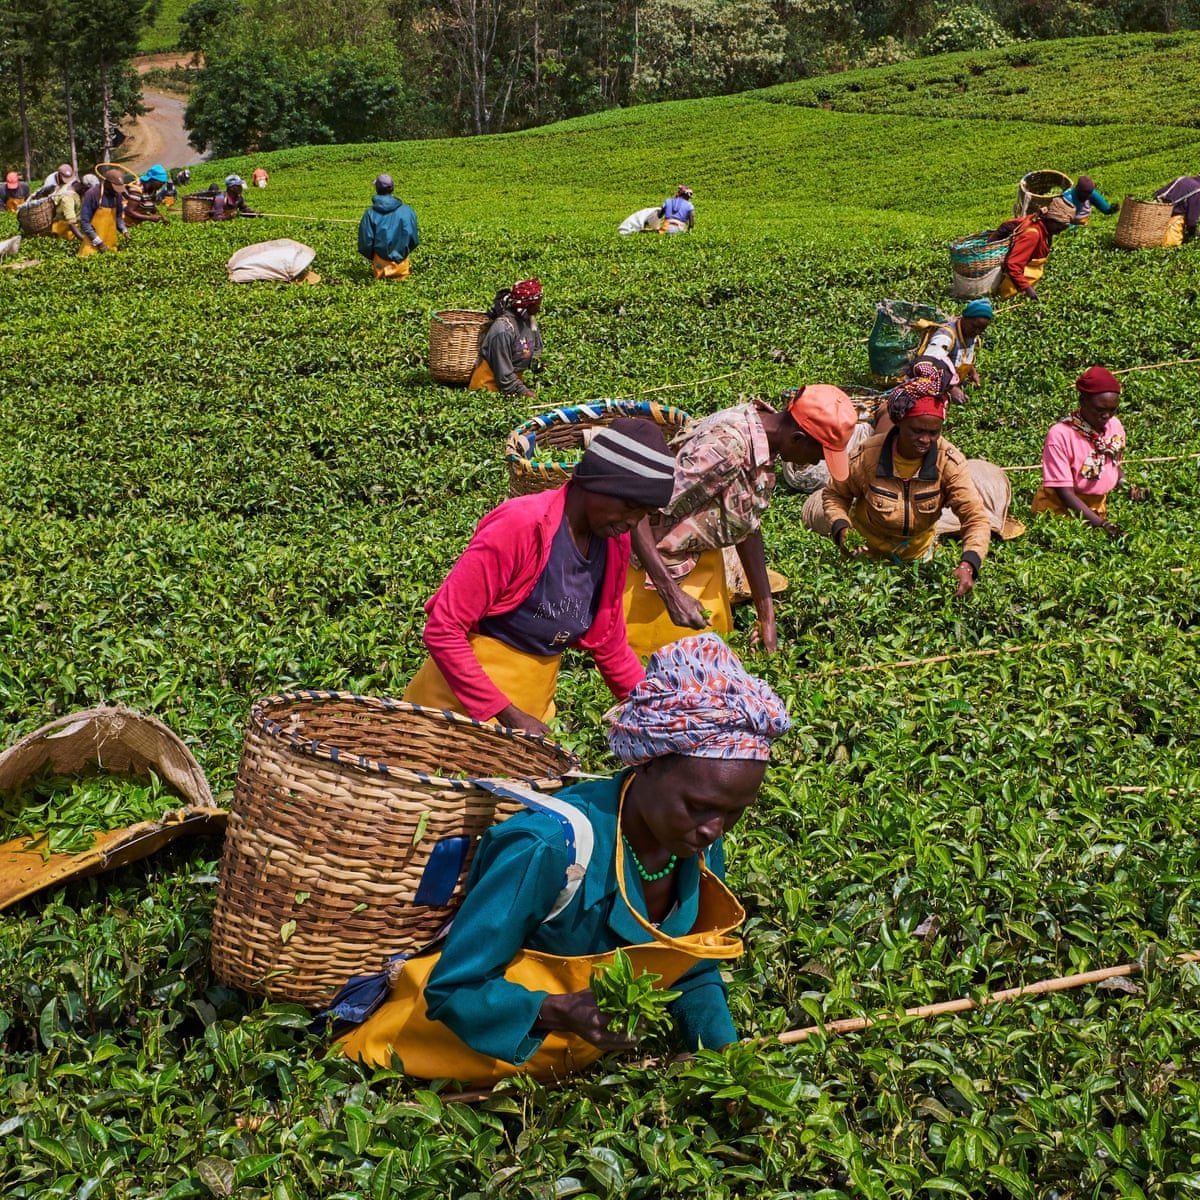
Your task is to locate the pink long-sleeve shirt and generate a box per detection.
[422,485,644,721]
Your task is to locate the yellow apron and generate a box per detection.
[403,633,560,725]
[371,253,411,280]
[51,220,77,241]
[78,204,119,257]
[1163,215,1185,247]
[623,548,732,662]
[4,197,21,213]
[1030,485,1109,520]
[468,358,528,393]
[997,255,1046,299]
[336,793,745,1084]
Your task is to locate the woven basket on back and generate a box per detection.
[1113,197,1176,249]
[429,310,490,385]
[1013,169,1071,217]
[211,691,579,1006]
[16,197,54,236]
[182,194,215,223]
[506,399,691,496]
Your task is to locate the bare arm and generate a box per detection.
[734,530,777,652]
[630,518,707,629]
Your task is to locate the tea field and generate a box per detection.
[2,31,1200,1198]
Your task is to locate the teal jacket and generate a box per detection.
[424,771,737,1065]
[357,194,419,262]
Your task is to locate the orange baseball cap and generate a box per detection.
[5,172,19,188]
[785,384,857,482]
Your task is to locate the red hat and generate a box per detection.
[785,384,858,482]
[510,277,542,313]
[905,394,949,421]
[1076,365,1121,395]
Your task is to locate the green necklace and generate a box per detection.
[623,836,677,883]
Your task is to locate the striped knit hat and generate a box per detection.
[573,417,677,508]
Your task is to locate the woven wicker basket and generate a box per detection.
[211,690,579,1006]
[1013,169,1071,217]
[1113,197,1176,249]
[429,310,490,385]
[16,197,54,236]
[506,399,691,496]
[182,194,215,223]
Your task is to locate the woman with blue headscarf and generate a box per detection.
[334,634,790,1085]
[918,298,993,405]
[125,164,170,225]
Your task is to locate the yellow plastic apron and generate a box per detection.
[1030,485,1109,520]
[51,220,77,241]
[997,255,1046,299]
[403,633,560,725]
[336,793,745,1083]
[1163,215,1185,247]
[623,548,732,662]
[4,197,21,213]
[78,204,119,257]
[371,253,410,280]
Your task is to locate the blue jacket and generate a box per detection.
[424,771,737,1065]
[357,194,419,262]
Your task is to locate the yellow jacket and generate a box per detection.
[823,429,992,573]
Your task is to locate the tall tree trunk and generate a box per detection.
[63,71,79,173]
[16,56,33,182]
[101,59,113,158]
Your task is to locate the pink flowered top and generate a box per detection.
[649,401,777,579]
[1040,415,1126,497]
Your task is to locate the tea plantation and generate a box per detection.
[2,31,1200,1198]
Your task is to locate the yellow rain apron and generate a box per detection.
[78,204,119,257]
[1163,215,1185,247]
[997,255,1046,299]
[372,253,411,280]
[51,220,77,241]
[403,633,560,725]
[4,197,21,213]
[336,786,744,1084]
[1030,485,1109,520]
[623,548,732,662]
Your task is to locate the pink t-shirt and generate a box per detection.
[1040,416,1125,496]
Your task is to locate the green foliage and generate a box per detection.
[139,0,194,51]
[2,36,1200,1195]
[591,948,681,1042]
[922,4,1014,54]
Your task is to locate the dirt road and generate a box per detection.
[121,55,207,174]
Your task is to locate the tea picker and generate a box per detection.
[468,278,545,396]
[333,635,789,1086]
[1152,174,1200,242]
[1061,174,1119,226]
[356,173,419,279]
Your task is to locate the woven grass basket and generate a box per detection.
[1013,169,1071,217]
[1114,197,1176,249]
[211,690,579,1006]
[506,399,691,496]
[182,194,215,223]
[429,310,490,385]
[16,197,54,236]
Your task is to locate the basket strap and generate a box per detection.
[475,779,595,922]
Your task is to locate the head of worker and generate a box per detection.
[56,163,74,185]
[1075,365,1121,433]
[676,185,694,200]
[509,276,542,318]
[606,633,791,859]
[887,358,952,460]
[5,171,19,189]
[82,173,101,190]
[225,173,245,196]
[140,163,168,194]
[1040,195,1075,235]
[103,168,127,195]
[779,384,858,478]
[960,297,993,341]
[570,417,676,538]
[1074,175,1095,201]
[374,173,394,195]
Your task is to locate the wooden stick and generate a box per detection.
[777,952,1200,1045]
[809,638,1076,679]
[528,372,740,411]
[256,211,361,226]
[1002,450,1200,472]
[1113,357,1200,375]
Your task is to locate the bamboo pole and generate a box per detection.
[808,637,1076,679]
[777,952,1200,1045]
[256,211,361,226]
[1002,450,1200,472]
[1113,357,1200,375]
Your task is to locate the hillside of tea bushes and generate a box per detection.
[2,31,1200,1199]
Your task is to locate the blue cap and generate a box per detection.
[962,298,994,319]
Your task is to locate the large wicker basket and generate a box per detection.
[429,310,490,385]
[1013,169,1071,217]
[948,232,1011,298]
[182,194,215,223]
[1113,197,1177,249]
[211,691,579,1006]
[16,197,54,236]
[506,399,691,496]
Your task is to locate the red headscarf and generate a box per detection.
[510,277,542,314]
[1076,365,1121,396]
[886,359,950,424]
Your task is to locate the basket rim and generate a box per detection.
[431,308,490,326]
[249,689,579,789]
[504,398,692,468]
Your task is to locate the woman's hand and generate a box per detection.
[749,613,779,654]
[536,991,640,1052]
[949,385,968,405]
[835,532,865,559]
[1099,518,1125,540]
[495,704,552,737]
[952,562,976,597]
[967,366,981,387]
[662,586,709,630]
[1128,484,1149,503]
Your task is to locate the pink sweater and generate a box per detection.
[422,486,644,721]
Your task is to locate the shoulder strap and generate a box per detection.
[474,779,595,922]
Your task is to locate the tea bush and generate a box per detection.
[2,32,1199,1198]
